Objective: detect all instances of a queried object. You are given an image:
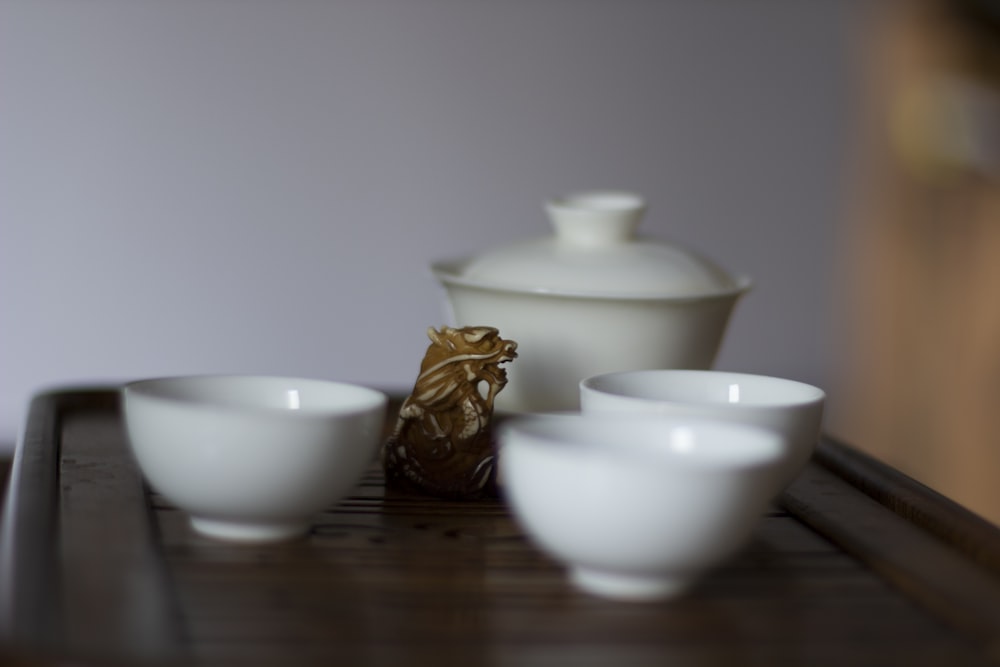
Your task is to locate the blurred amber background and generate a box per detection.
[833,0,1000,526]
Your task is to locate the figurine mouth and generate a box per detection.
[491,348,517,380]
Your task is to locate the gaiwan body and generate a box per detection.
[432,191,751,413]
[382,326,518,499]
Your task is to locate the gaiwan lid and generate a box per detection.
[443,191,746,299]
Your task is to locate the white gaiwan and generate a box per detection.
[432,191,751,413]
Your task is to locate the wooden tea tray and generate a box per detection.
[2,387,1000,666]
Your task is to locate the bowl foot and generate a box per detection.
[570,567,692,601]
[190,516,309,543]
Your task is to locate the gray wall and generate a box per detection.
[0,0,864,450]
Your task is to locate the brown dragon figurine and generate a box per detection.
[382,326,518,499]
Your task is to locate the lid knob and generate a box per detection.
[545,191,646,246]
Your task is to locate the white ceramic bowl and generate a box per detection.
[498,414,785,601]
[432,191,750,413]
[580,370,825,487]
[123,375,387,543]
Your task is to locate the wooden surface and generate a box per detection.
[3,389,1000,666]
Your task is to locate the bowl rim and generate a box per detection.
[122,374,388,418]
[497,413,786,472]
[581,369,826,410]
